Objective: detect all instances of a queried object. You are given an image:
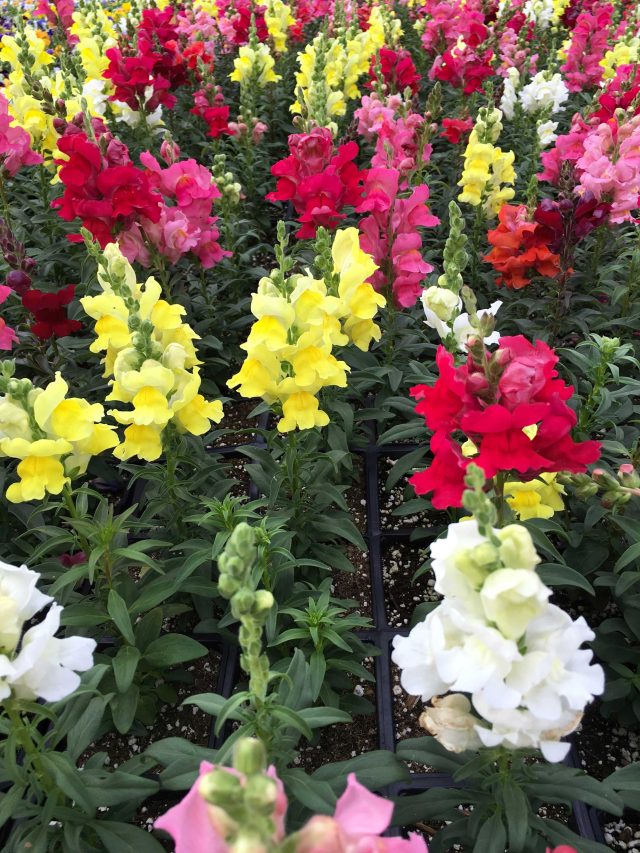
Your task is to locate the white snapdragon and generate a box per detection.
[82,79,109,117]
[499,68,520,120]
[0,560,95,703]
[421,290,503,352]
[451,301,502,352]
[523,0,554,28]
[537,119,559,147]
[114,87,165,132]
[392,520,604,762]
[519,72,569,115]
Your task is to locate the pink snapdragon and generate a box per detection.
[358,168,439,307]
[371,114,432,180]
[0,93,43,177]
[120,152,230,268]
[156,766,427,853]
[295,774,427,852]
[355,93,403,142]
[576,116,640,224]
[561,4,614,91]
[155,761,287,853]
[419,0,487,55]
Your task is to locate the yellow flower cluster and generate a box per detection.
[265,0,295,53]
[600,38,640,80]
[0,368,117,503]
[291,13,386,126]
[458,107,516,216]
[230,43,281,87]
[505,473,566,521]
[229,228,385,433]
[71,2,118,82]
[81,244,223,462]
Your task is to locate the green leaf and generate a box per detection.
[111,685,140,734]
[107,590,135,645]
[183,692,244,720]
[280,769,337,813]
[93,821,166,852]
[537,563,594,594]
[473,813,506,853]
[298,707,351,729]
[270,705,313,739]
[66,696,111,762]
[502,781,529,852]
[112,645,141,694]
[40,753,95,814]
[144,634,207,668]
[396,736,469,774]
[615,542,640,573]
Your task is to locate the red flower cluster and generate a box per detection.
[53,122,162,247]
[22,284,82,339]
[368,48,420,95]
[430,43,494,94]
[440,117,474,144]
[484,204,562,289]
[191,86,234,139]
[534,195,610,253]
[223,0,268,44]
[410,337,601,509]
[266,128,365,239]
[104,9,185,114]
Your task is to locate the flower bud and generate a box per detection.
[6,269,31,294]
[233,737,267,776]
[232,589,255,614]
[243,775,277,814]
[421,285,459,322]
[496,524,539,571]
[199,768,242,806]
[253,590,274,615]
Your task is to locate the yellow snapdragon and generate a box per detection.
[265,0,295,53]
[81,244,223,462]
[0,367,118,503]
[230,43,281,87]
[228,227,384,433]
[600,38,640,81]
[505,473,566,521]
[458,107,515,216]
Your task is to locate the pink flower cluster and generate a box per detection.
[355,93,403,142]
[121,146,230,268]
[358,167,439,308]
[496,26,538,77]
[576,116,640,224]
[540,109,640,225]
[0,93,42,177]
[372,113,433,179]
[155,761,426,853]
[418,0,487,55]
[560,4,614,91]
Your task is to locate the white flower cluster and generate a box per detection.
[392,521,604,762]
[500,69,569,121]
[0,560,95,703]
[520,72,569,115]
[420,287,502,351]
[523,0,555,28]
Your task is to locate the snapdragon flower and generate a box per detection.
[0,559,95,702]
[392,516,604,761]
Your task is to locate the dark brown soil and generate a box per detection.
[378,457,448,532]
[207,399,260,447]
[225,456,252,498]
[346,455,367,533]
[332,543,372,617]
[382,540,440,628]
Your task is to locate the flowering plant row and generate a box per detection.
[0,0,638,849]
